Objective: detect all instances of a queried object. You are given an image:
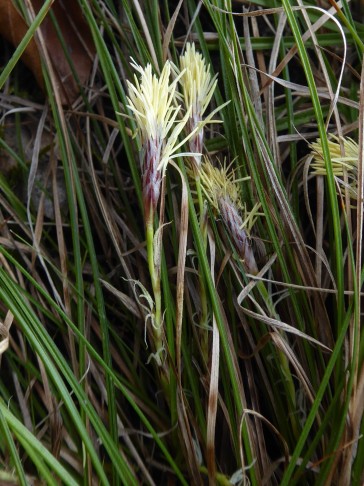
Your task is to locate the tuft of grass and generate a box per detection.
[0,1,363,484]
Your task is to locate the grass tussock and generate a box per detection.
[0,1,363,485]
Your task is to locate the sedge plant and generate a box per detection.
[0,1,363,485]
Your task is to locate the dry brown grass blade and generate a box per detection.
[206,231,219,485]
[169,162,188,381]
[242,12,263,127]
[131,0,159,70]
[100,280,142,319]
[12,370,32,431]
[244,65,358,110]
[37,355,63,457]
[270,332,315,406]
[168,163,201,483]
[162,0,183,62]
[265,12,287,166]
[240,300,331,351]
[177,392,202,485]
[338,54,364,486]
[51,150,78,373]
[237,253,277,305]
[240,409,290,485]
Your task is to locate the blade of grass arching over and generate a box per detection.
[0,248,188,485]
[0,401,78,486]
[0,0,53,90]
[330,0,364,56]
[0,405,27,486]
[281,0,344,333]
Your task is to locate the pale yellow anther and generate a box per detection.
[126,59,190,173]
[198,158,258,234]
[179,43,218,120]
[310,135,358,198]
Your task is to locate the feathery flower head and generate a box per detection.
[126,59,189,169]
[178,43,227,169]
[199,158,259,273]
[126,59,191,216]
[310,135,358,198]
[198,158,243,214]
[179,43,218,124]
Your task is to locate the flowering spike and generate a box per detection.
[310,135,358,199]
[218,195,258,274]
[126,60,189,217]
[179,43,218,122]
[198,158,259,273]
[178,43,220,168]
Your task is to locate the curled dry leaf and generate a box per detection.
[0,0,95,105]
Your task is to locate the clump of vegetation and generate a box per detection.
[0,1,363,485]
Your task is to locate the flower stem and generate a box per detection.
[146,216,163,367]
[146,208,170,405]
